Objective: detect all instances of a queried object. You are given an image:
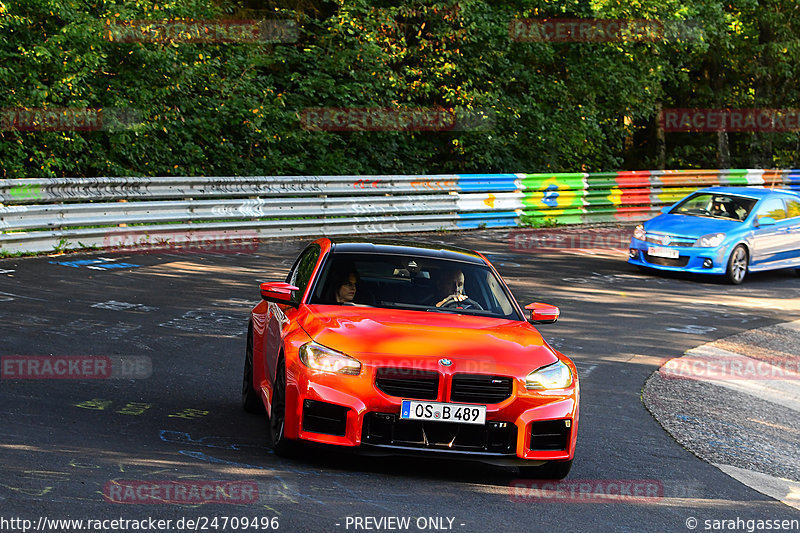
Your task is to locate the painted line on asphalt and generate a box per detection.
[713,463,800,511]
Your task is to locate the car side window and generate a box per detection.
[786,199,800,219]
[756,198,787,221]
[286,244,321,303]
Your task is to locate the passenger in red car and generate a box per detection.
[336,273,358,303]
[326,269,359,303]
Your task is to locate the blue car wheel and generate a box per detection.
[725,245,748,285]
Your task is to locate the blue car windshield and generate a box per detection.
[671,193,757,222]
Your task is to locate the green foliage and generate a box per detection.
[519,215,560,228]
[0,0,798,177]
[51,237,72,253]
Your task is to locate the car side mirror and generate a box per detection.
[660,205,672,214]
[525,302,560,324]
[260,282,300,305]
[756,216,776,227]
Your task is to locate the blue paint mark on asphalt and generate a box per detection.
[177,449,318,477]
[50,258,140,269]
[160,430,262,451]
[179,450,326,504]
[178,450,268,469]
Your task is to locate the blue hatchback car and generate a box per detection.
[628,186,800,284]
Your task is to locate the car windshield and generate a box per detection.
[309,252,522,320]
[670,193,757,221]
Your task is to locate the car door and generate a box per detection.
[750,196,790,266]
[784,197,800,263]
[263,244,322,383]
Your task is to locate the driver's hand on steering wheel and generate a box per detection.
[436,293,468,307]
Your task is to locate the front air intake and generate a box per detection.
[302,400,349,436]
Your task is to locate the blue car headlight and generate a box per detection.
[693,233,726,248]
[633,225,646,241]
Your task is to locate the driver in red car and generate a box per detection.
[434,269,469,307]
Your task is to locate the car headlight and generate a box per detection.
[633,225,646,241]
[299,342,361,375]
[525,360,573,390]
[693,232,725,248]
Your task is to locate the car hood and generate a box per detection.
[645,213,744,238]
[298,305,559,375]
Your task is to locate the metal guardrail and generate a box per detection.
[1,170,797,254]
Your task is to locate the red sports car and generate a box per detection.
[242,239,579,478]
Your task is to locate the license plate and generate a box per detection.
[647,246,679,259]
[400,400,486,425]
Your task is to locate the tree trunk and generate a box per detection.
[655,102,666,170]
[717,131,730,169]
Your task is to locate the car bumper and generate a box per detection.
[627,238,730,275]
[283,360,579,463]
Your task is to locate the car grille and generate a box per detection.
[645,234,695,247]
[643,254,690,267]
[375,368,439,400]
[362,413,517,455]
[450,374,513,404]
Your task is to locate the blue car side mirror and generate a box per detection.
[661,206,672,214]
[756,216,776,227]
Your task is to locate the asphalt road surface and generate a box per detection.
[1,228,799,533]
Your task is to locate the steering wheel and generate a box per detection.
[441,297,484,310]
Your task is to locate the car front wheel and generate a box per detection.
[725,245,748,285]
[269,358,297,457]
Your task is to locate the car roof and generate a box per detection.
[327,239,487,265]
[698,186,800,199]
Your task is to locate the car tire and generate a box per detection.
[519,459,573,480]
[269,358,298,457]
[242,325,264,413]
[725,245,748,285]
